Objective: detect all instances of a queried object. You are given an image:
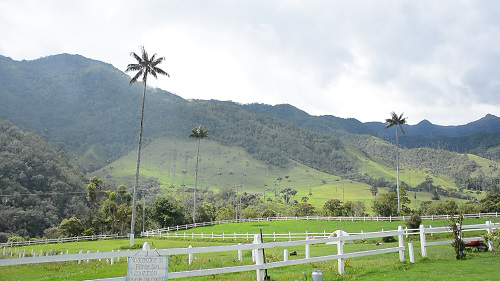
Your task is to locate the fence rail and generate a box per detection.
[143,212,499,237]
[2,213,497,248]
[1,221,498,281]
[0,234,129,248]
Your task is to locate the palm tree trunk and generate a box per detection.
[193,138,201,224]
[130,79,147,246]
[396,127,400,213]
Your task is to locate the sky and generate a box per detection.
[1,0,499,125]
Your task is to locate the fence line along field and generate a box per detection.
[0,219,499,281]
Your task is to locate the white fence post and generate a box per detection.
[238,243,242,262]
[284,249,288,261]
[188,245,193,265]
[305,241,310,259]
[111,250,114,265]
[337,231,344,275]
[486,221,493,252]
[398,226,405,262]
[408,243,415,263]
[420,224,427,258]
[254,234,265,281]
[430,225,433,236]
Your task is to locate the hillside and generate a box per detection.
[92,137,468,211]
[209,101,500,161]
[0,120,87,238]
[0,54,498,199]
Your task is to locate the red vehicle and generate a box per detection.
[464,240,488,252]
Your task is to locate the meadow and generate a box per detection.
[92,138,469,213]
[1,218,498,280]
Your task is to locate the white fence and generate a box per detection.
[142,212,499,237]
[0,234,128,248]
[1,221,498,280]
[419,220,498,257]
[0,227,406,280]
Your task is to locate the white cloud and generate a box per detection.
[0,0,499,125]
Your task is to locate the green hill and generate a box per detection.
[0,53,497,203]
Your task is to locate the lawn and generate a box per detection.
[1,218,498,280]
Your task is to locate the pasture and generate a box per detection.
[1,218,498,280]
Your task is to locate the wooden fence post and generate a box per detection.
[284,249,288,261]
[337,231,344,275]
[408,243,415,263]
[420,224,427,258]
[111,250,114,265]
[254,234,265,281]
[398,226,405,262]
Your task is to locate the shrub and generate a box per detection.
[0,232,8,243]
[405,213,422,230]
[82,228,95,236]
[7,235,25,243]
[382,236,396,243]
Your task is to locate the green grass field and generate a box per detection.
[1,218,498,280]
[92,137,475,213]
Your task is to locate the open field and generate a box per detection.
[92,137,471,212]
[1,218,498,280]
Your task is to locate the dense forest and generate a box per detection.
[0,121,87,239]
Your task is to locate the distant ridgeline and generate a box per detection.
[0,120,87,238]
[0,54,498,193]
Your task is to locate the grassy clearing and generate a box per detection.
[92,138,467,213]
[1,218,498,280]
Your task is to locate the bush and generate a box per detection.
[82,228,95,236]
[7,235,25,243]
[0,232,8,243]
[405,213,422,230]
[261,209,276,218]
[43,227,60,239]
[382,236,397,243]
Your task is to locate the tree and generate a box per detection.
[86,177,104,230]
[216,206,236,221]
[189,125,209,224]
[372,190,410,216]
[126,46,169,244]
[150,196,185,228]
[323,199,342,216]
[295,202,315,216]
[101,192,118,234]
[58,217,84,237]
[385,111,407,213]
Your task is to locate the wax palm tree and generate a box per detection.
[126,46,169,245]
[385,111,407,213]
[189,125,209,224]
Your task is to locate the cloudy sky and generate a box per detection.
[1,0,499,125]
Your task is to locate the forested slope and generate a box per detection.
[0,121,87,238]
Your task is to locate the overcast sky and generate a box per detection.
[1,0,499,125]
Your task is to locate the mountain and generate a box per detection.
[0,120,87,238]
[365,114,500,138]
[0,54,498,195]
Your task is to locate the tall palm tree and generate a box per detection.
[385,111,407,213]
[189,125,209,224]
[126,46,169,245]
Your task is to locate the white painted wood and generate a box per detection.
[398,226,404,262]
[284,249,288,262]
[188,245,193,265]
[254,234,265,281]
[420,224,427,258]
[337,230,344,275]
[237,243,242,262]
[408,243,415,263]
